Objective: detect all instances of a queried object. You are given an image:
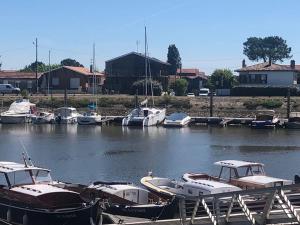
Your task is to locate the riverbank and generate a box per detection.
[0,94,298,117]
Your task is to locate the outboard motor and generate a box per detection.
[294,175,300,184]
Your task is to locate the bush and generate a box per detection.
[21,89,29,98]
[169,79,188,96]
[131,79,162,96]
[243,99,283,109]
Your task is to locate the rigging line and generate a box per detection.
[146,35,154,106]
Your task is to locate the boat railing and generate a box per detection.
[177,183,300,225]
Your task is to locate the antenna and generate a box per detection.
[144,26,148,107]
[19,140,34,167]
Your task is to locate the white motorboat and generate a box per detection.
[123,107,166,126]
[0,99,36,124]
[32,111,55,124]
[141,173,240,199]
[251,110,279,128]
[54,107,81,124]
[77,111,102,125]
[163,112,191,127]
[183,160,293,190]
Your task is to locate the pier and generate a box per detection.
[115,184,300,225]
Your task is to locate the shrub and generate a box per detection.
[21,89,29,98]
[169,79,188,96]
[131,79,162,96]
[243,99,283,109]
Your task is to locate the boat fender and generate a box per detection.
[23,214,28,225]
[7,208,11,222]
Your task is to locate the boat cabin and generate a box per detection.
[0,161,52,188]
[215,160,292,189]
[255,110,276,121]
[54,107,78,117]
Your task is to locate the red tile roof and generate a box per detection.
[236,62,300,72]
[63,66,104,76]
[0,70,42,79]
[176,68,207,79]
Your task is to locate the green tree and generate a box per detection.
[167,44,182,74]
[209,69,237,89]
[60,58,83,67]
[243,36,292,64]
[170,78,188,96]
[131,79,163,96]
[20,62,60,72]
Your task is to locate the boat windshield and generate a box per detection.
[219,165,265,180]
[7,169,52,187]
[167,113,187,120]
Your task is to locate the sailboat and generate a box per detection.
[78,43,102,125]
[122,27,166,127]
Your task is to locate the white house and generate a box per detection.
[235,60,300,87]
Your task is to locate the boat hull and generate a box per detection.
[251,120,276,129]
[78,116,102,125]
[285,122,300,129]
[0,199,100,225]
[0,115,29,124]
[123,109,166,127]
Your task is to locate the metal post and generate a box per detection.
[210,90,213,117]
[35,38,38,94]
[48,50,51,96]
[287,87,290,119]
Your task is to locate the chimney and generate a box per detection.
[291,60,295,69]
[90,64,93,73]
[242,59,246,68]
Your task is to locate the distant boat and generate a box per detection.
[163,112,191,127]
[122,27,166,127]
[54,107,81,124]
[284,112,300,129]
[31,111,55,124]
[251,110,279,128]
[78,111,102,125]
[87,181,177,219]
[141,173,240,200]
[0,99,36,124]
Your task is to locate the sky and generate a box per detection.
[0,0,300,75]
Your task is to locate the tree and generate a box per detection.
[243,36,292,64]
[60,58,83,67]
[170,78,188,96]
[131,79,163,96]
[209,69,237,89]
[20,61,60,73]
[167,44,182,74]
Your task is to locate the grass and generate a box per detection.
[243,99,283,109]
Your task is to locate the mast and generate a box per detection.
[144,26,148,107]
[93,43,97,110]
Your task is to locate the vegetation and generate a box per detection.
[243,99,283,109]
[167,44,182,74]
[20,61,60,73]
[208,69,237,89]
[131,79,163,96]
[60,58,83,67]
[243,36,292,63]
[170,78,188,96]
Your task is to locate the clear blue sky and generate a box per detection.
[0,0,299,74]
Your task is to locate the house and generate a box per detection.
[176,68,208,92]
[39,66,105,93]
[0,70,41,92]
[104,52,170,94]
[235,60,300,87]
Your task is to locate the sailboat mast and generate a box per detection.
[93,43,96,97]
[144,26,148,107]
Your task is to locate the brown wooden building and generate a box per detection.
[105,52,170,94]
[40,66,105,93]
[0,70,41,92]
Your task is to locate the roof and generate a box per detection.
[91,184,146,195]
[0,70,42,79]
[236,62,300,72]
[105,52,171,66]
[238,176,292,185]
[177,68,207,80]
[214,160,264,168]
[62,66,104,76]
[0,161,49,173]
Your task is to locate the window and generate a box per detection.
[0,173,8,187]
[7,171,34,186]
[27,81,32,89]
[70,78,80,89]
[52,77,59,86]
[3,80,8,84]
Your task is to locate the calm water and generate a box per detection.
[0,124,299,185]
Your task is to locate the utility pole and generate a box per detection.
[287,87,291,119]
[34,38,38,94]
[48,50,51,96]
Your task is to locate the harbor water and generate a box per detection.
[0,124,299,185]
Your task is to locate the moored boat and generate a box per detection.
[78,111,102,125]
[251,110,279,128]
[284,112,300,129]
[87,181,176,219]
[54,107,81,124]
[141,173,240,199]
[31,111,55,124]
[163,112,191,127]
[0,157,99,225]
[0,99,36,124]
[183,160,293,190]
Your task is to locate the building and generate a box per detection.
[0,70,41,92]
[105,52,170,94]
[235,60,300,87]
[176,68,208,92]
[39,66,105,93]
